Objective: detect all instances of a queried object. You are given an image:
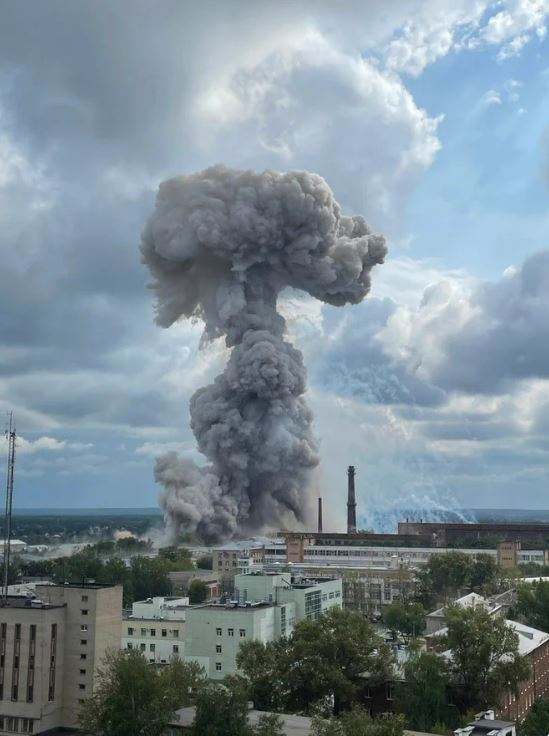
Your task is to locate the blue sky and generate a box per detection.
[1,0,549,532]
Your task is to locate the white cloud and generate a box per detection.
[4,435,94,455]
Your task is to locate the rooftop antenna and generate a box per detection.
[3,412,16,605]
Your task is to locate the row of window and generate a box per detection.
[0,716,34,733]
[215,627,246,637]
[127,643,180,654]
[127,627,180,638]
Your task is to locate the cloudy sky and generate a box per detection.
[1,0,548,528]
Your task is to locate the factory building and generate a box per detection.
[0,583,122,734]
[399,521,549,547]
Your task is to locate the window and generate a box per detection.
[228,628,234,637]
[173,645,179,654]
[79,683,86,690]
[216,627,222,636]
[80,625,88,632]
[21,718,34,733]
[80,669,86,675]
[216,645,222,653]
[150,629,156,637]
[239,629,246,638]
[141,628,147,636]
[140,643,146,652]
[386,683,394,701]
[161,629,167,637]
[215,662,222,671]
[172,630,179,638]
[329,592,335,599]
[81,639,87,646]
[150,644,155,652]
[81,595,88,602]
[81,609,89,616]
[127,643,133,650]
[127,627,134,635]
[80,654,87,660]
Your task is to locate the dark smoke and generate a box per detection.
[141,165,386,542]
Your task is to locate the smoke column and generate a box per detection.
[141,165,386,542]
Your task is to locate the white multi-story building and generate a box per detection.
[184,571,342,679]
[122,596,188,664]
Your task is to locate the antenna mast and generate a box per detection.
[3,413,16,604]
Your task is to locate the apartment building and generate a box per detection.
[122,596,187,664]
[184,571,342,679]
[0,583,122,734]
[213,540,266,579]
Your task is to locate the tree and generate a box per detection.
[159,657,208,707]
[191,683,284,736]
[196,554,213,570]
[516,580,549,634]
[237,608,393,715]
[129,556,171,602]
[78,649,192,736]
[313,707,404,736]
[383,602,425,639]
[426,553,473,602]
[520,697,549,736]
[443,605,530,711]
[469,554,499,594]
[159,546,194,570]
[236,638,290,711]
[396,652,454,732]
[189,579,208,604]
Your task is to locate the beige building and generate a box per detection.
[0,582,122,734]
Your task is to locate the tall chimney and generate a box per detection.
[347,465,357,534]
[318,497,323,533]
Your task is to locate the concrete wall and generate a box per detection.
[184,605,277,679]
[122,618,185,663]
[38,584,122,728]
[0,603,66,735]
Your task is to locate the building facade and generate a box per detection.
[184,572,342,679]
[0,583,122,734]
[122,596,187,664]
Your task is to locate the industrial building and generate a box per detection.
[183,571,342,679]
[399,520,549,547]
[0,582,122,734]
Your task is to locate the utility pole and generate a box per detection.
[3,412,16,605]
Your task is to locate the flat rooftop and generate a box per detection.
[0,596,64,610]
[191,602,274,612]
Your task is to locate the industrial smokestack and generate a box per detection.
[347,466,357,534]
[318,497,323,533]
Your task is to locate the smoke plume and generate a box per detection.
[141,165,386,542]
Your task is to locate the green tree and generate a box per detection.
[236,639,290,711]
[516,580,549,633]
[443,604,530,711]
[470,554,500,594]
[192,683,251,736]
[383,602,425,639]
[196,554,213,570]
[238,608,393,715]
[129,556,171,602]
[159,658,207,706]
[159,546,194,569]
[188,579,208,604]
[78,649,188,736]
[426,552,473,601]
[396,652,454,732]
[520,697,549,736]
[313,707,404,736]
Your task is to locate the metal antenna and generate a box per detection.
[3,412,16,604]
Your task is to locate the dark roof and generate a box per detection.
[38,582,119,589]
[469,719,515,731]
[0,596,64,610]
